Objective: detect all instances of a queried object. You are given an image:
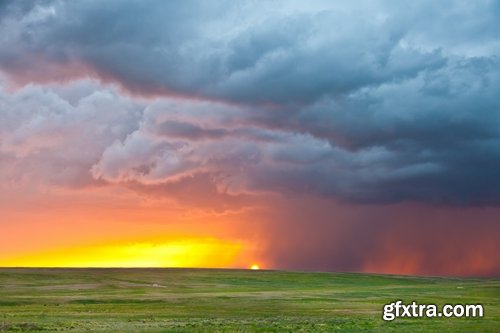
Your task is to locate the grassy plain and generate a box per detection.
[0,268,498,332]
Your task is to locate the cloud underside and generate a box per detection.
[0,0,499,207]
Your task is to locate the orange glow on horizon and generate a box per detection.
[0,183,265,269]
[250,264,260,270]
[0,238,251,268]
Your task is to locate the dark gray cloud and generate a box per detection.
[155,120,228,140]
[0,0,499,206]
[0,0,464,102]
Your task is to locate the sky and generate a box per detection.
[0,0,499,276]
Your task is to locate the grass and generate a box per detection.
[0,268,498,332]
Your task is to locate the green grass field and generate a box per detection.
[0,268,498,332]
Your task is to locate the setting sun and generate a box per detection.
[250,264,260,270]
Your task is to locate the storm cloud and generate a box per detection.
[1,0,499,205]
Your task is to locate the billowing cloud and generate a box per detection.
[0,0,449,102]
[0,80,142,188]
[1,0,499,205]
